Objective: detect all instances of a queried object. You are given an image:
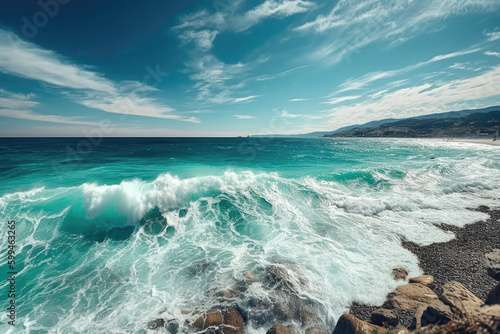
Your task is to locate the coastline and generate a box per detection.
[349,205,500,328]
[431,138,500,146]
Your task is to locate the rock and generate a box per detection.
[305,327,327,334]
[192,310,223,330]
[389,327,410,334]
[221,308,244,334]
[409,275,434,286]
[420,304,453,327]
[167,320,179,334]
[486,249,500,281]
[389,283,450,329]
[217,289,240,299]
[370,308,399,328]
[485,282,500,306]
[332,314,386,334]
[265,264,307,293]
[299,304,319,325]
[440,281,482,318]
[392,268,409,281]
[244,271,256,280]
[477,304,500,317]
[390,283,439,310]
[267,324,293,334]
[273,295,300,321]
[147,318,166,330]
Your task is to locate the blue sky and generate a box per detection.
[1,0,500,136]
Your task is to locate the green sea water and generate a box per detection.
[0,137,499,333]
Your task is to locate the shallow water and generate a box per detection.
[0,137,499,333]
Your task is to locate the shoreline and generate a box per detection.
[349,205,500,327]
[430,138,500,146]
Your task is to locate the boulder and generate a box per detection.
[192,310,223,330]
[420,304,453,327]
[409,275,434,286]
[305,327,327,334]
[332,314,386,334]
[167,320,179,334]
[299,304,319,326]
[267,324,293,334]
[486,249,500,281]
[265,264,307,293]
[370,308,399,328]
[477,304,500,317]
[244,271,256,280]
[217,289,240,299]
[392,268,409,281]
[485,282,500,306]
[221,308,244,334]
[147,318,166,330]
[440,281,482,318]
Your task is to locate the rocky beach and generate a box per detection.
[144,206,500,334]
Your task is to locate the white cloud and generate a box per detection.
[485,51,500,58]
[485,29,500,41]
[324,95,361,105]
[232,95,259,103]
[296,0,499,64]
[335,47,482,93]
[180,30,218,50]
[255,65,311,81]
[234,114,256,119]
[0,89,100,126]
[0,30,116,94]
[0,30,196,123]
[290,98,308,101]
[327,65,500,129]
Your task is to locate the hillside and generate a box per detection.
[325,110,500,138]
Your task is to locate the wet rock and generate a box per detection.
[167,320,179,334]
[267,324,293,334]
[370,308,398,328]
[390,283,439,310]
[299,304,319,326]
[440,281,482,318]
[221,308,244,334]
[485,249,500,281]
[265,264,307,293]
[409,275,434,286]
[332,314,386,334]
[244,271,256,280]
[272,295,300,321]
[147,318,166,330]
[485,282,500,306]
[392,268,409,281]
[305,327,327,334]
[217,289,240,299]
[179,209,188,218]
[192,310,223,330]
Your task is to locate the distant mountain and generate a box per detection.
[325,110,500,138]
[251,105,500,138]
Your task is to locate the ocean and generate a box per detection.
[1,137,499,333]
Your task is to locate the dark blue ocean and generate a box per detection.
[1,137,499,333]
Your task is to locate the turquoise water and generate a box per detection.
[1,137,499,333]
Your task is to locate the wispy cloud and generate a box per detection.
[232,95,260,103]
[327,64,500,129]
[256,65,311,81]
[484,28,500,41]
[290,98,309,102]
[335,47,483,93]
[0,89,100,126]
[179,30,219,50]
[234,114,256,119]
[485,51,500,58]
[0,29,196,122]
[324,95,361,105]
[296,0,499,64]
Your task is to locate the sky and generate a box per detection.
[1,0,500,137]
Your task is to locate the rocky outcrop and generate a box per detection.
[485,249,500,281]
[332,314,387,334]
[266,324,294,334]
[409,276,434,286]
[191,308,244,334]
[485,282,500,306]
[370,308,398,327]
[265,264,307,293]
[392,268,409,281]
[440,281,482,318]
